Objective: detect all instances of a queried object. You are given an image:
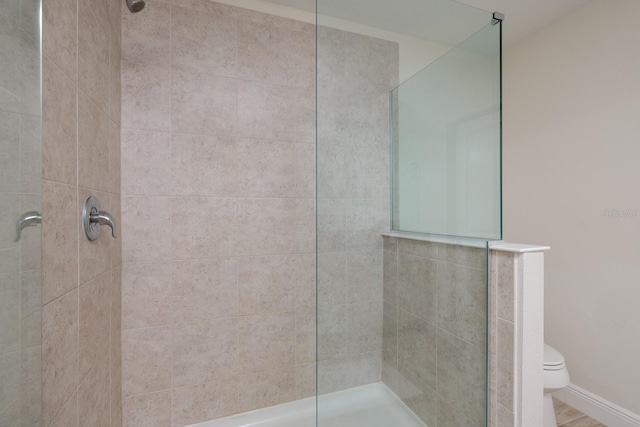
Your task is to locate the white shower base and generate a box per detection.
[187,382,425,427]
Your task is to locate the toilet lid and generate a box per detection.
[544,344,565,368]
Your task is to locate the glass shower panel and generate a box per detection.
[316,1,498,426]
[0,0,43,425]
[392,22,502,240]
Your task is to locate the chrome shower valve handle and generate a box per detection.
[82,195,118,241]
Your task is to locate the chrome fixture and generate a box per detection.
[15,211,42,242]
[82,195,118,241]
[126,0,145,13]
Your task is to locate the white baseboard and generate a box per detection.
[553,384,640,427]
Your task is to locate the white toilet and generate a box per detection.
[543,344,571,427]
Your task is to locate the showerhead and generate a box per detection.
[126,0,145,13]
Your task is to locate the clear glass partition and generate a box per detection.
[0,0,43,425]
[392,22,502,240]
[316,1,500,426]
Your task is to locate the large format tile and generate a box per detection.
[78,188,112,285]
[170,5,236,77]
[123,391,171,427]
[42,181,78,304]
[238,254,309,316]
[397,309,436,389]
[173,318,238,387]
[42,290,78,427]
[437,329,486,423]
[238,368,296,413]
[317,304,346,361]
[347,301,383,355]
[42,58,76,185]
[172,258,237,324]
[78,0,110,113]
[236,19,295,86]
[437,261,486,347]
[346,250,383,303]
[236,139,296,198]
[236,198,314,256]
[42,0,77,81]
[121,60,171,131]
[78,271,111,382]
[121,129,171,196]
[237,80,295,141]
[237,311,295,374]
[397,253,437,323]
[171,197,237,259]
[122,326,172,397]
[172,379,238,427]
[121,0,170,67]
[121,196,171,262]
[171,72,237,136]
[317,251,346,305]
[77,353,110,427]
[171,133,238,197]
[122,262,172,329]
[295,307,315,365]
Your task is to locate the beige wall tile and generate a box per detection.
[317,304,346,361]
[111,265,123,427]
[170,5,236,77]
[294,87,316,144]
[0,287,19,353]
[238,311,295,374]
[236,139,295,198]
[397,367,437,427]
[397,309,436,389]
[237,80,295,141]
[237,254,304,316]
[293,25,315,90]
[78,353,110,427]
[236,198,314,256]
[439,244,486,269]
[346,199,389,250]
[397,253,436,322]
[382,301,397,364]
[437,262,486,348]
[171,133,238,197]
[79,271,111,382]
[42,0,77,82]
[496,251,516,322]
[316,144,349,199]
[42,58,77,185]
[121,129,171,196]
[109,120,121,194]
[78,0,110,113]
[42,289,78,426]
[109,6,121,125]
[121,60,171,131]
[42,181,78,304]
[317,199,346,253]
[437,396,477,427]
[436,329,485,423]
[497,319,514,410]
[109,194,122,268]
[347,301,383,355]
[237,367,296,413]
[237,20,294,86]
[171,197,237,259]
[78,92,110,192]
[49,392,78,427]
[122,196,171,262]
[317,251,346,305]
[383,249,398,306]
[172,258,237,324]
[121,1,170,67]
[172,318,238,387]
[171,72,237,136]
[295,307,315,365]
[349,146,390,200]
[398,239,439,259]
[295,363,316,399]
[122,262,172,329]
[172,379,238,426]
[122,326,172,397]
[123,391,171,427]
[346,250,383,303]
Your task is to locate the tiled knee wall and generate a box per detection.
[382,236,546,427]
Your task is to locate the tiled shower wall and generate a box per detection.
[119,2,316,426]
[40,0,123,425]
[381,236,488,426]
[316,28,398,393]
[0,0,41,424]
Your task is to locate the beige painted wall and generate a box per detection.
[503,0,640,415]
